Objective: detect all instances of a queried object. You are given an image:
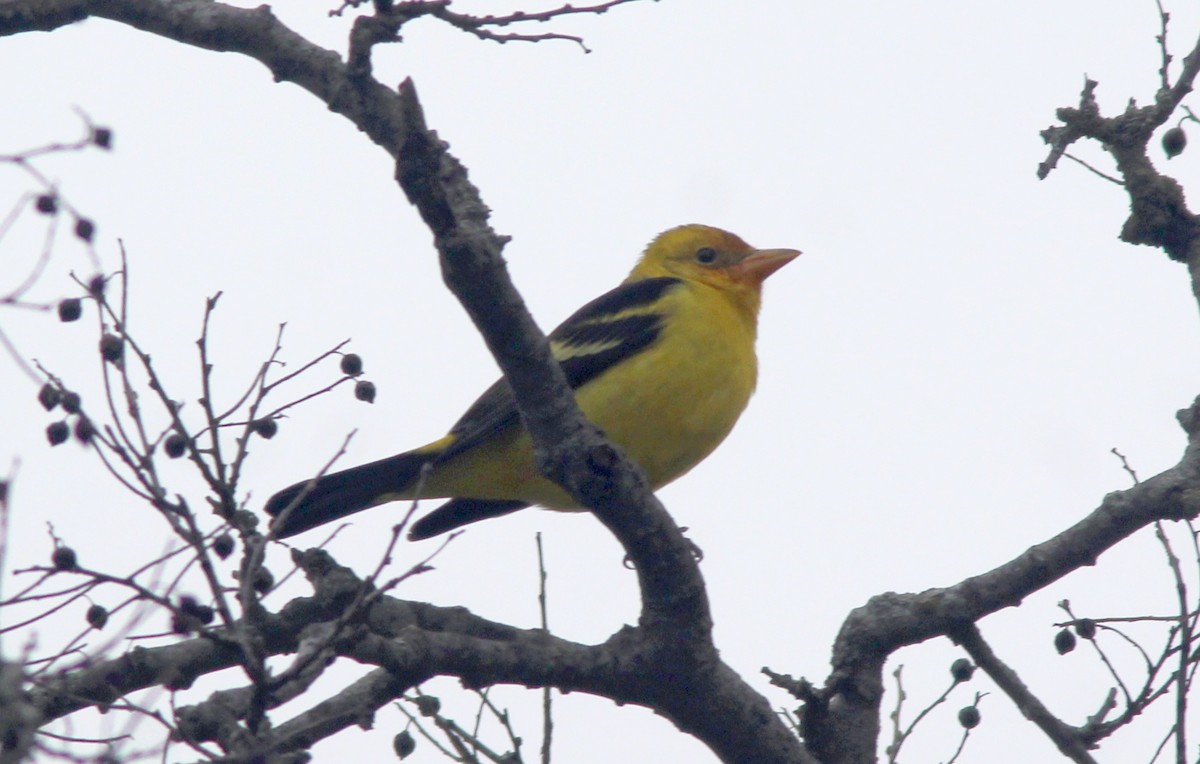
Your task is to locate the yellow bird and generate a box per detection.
[266,225,799,540]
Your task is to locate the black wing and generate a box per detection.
[436,276,681,463]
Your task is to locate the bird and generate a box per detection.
[265,224,799,541]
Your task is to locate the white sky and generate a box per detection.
[4,1,1200,762]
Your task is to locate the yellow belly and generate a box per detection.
[417,281,758,508]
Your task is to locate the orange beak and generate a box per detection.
[733,248,801,285]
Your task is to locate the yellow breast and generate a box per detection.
[418,278,759,509]
[573,279,757,491]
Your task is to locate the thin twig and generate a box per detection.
[536,533,552,764]
[1154,521,1189,764]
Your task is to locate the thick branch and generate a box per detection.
[267,668,404,753]
[2,0,406,161]
[30,548,810,763]
[805,398,1200,764]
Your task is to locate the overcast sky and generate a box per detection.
[4,2,1200,762]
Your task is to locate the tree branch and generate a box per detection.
[804,396,1200,763]
[28,547,812,762]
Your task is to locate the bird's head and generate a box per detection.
[628,225,800,301]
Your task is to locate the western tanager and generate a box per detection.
[266,224,799,540]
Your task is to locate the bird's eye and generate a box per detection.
[696,247,718,265]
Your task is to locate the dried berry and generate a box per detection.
[74,417,97,444]
[355,380,376,403]
[179,596,214,624]
[60,391,81,414]
[164,433,187,458]
[1054,628,1076,655]
[46,421,70,446]
[74,217,95,242]
[58,298,82,322]
[340,353,363,376]
[252,566,274,594]
[52,546,78,571]
[38,383,61,411]
[87,274,106,297]
[957,705,981,729]
[1075,618,1096,640]
[92,127,113,149]
[35,194,58,214]
[393,731,416,759]
[1163,126,1187,158]
[100,333,124,364]
[251,418,278,440]
[212,533,235,560]
[950,658,975,683]
[86,604,109,629]
[415,695,440,717]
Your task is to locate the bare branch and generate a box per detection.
[805,395,1200,761]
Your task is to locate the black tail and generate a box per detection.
[407,498,529,540]
[265,451,430,538]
